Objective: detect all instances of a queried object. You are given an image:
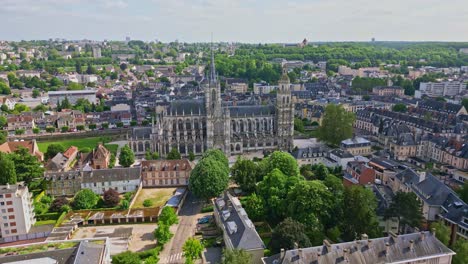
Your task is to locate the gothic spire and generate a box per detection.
[210,38,217,84]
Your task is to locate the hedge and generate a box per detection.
[36,212,61,221]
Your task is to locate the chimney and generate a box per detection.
[419,171,426,182]
[6,183,10,189]
[388,231,398,240]
[343,248,349,262]
[280,248,285,260]
[361,234,368,240]
[409,240,414,251]
[323,240,332,253]
[367,239,372,249]
[298,249,303,260]
[420,232,426,241]
[385,242,390,256]
[294,242,299,249]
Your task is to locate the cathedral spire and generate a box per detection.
[210,37,217,84]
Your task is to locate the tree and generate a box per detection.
[202,149,229,171]
[462,98,468,111]
[49,196,70,212]
[143,199,153,207]
[119,145,135,167]
[221,249,252,264]
[103,188,121,207]
[167,147,181,160]
[67,82,84,90]
[270,218,312,253]
[456,182,468,204]
[120,63,128,71]
[265,151,299,177]
[317,104,355,146]
[452,239,468,264]
[0,81,11,95]
[0,116,6,127]
[15,129,25,135]
[243,193,265,222]
[46,126,55,133]
[46,143,65,160]
[183,237,204,264]
[159,206,179,226]
[314,164,329,181]
[10,147,44,184]
[231,157,258,193]
[0,153,17,185]
[154,222,172,245]
[341,186,381,241]
[392,103,407,112]
[189,156,229,200]
[188,151,195,161]
[72,189,99,209]
[294,117,305,133]
[88,124,97,130]
[75,62,83,74]
[112,251,142,264]
[431,221,450,246]
[385,191,423,233]
[60,97,72,109]
[86,63,96,74]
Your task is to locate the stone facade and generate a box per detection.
[129,54,294,157]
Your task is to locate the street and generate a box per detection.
[159,191,204,264]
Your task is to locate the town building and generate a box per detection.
[0,238,111,264]
[46,146,79,172]
[90,144,111,170]
[372,86,404,97]
[44,167,141,196]
[416,81,466,98]
[6,114,35,132]
[225,78,249,94]
[48,89,97,106]
[214,192,265,264]
[0,140,44,161]
[263,231,455,264]
[291,145,329,166]
[141,159,193,187]
[129,52,294,157]
[340,136,372,156]
[343,161,376,186]
[0,183,36,242]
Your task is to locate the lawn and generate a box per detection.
[132,188,176,209]
[37,136,114,153]
[34,220,57,226]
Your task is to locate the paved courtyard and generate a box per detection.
[71,223,157,255]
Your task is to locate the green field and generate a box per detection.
[37,136,115,153]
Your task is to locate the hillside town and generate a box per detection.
[0,35,467,264]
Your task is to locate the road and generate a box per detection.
[159,192,204,264]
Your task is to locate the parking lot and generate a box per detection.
[71,223,157,255]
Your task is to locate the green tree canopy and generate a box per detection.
[231,157,259,193]
[46,143,65,160]
[317,104,355,146]
[385,191,423,232]
[341,186,381,241]
[221,249,252,264]
[202,149,229,171]
[189,156,229,200]
[10,147,44,184]
[270,218,312,253]
[243,193,265,222]
[264,151,300,177]
[182,237,204,264]
[154,222,172,245]
[119,145,135,167]
[0,153,17,185]
[167,147,181,160]
[159,206,179,226]
[72,189,99,209]
[112,251,142,264]
[392,103,408,112]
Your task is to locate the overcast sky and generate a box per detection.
[2,0,468,43]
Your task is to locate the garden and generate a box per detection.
[37,136,117,153]
[132,188,176,209]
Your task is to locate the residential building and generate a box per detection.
[0,183,35,241]
[340,136,372,156]
[372,86,404,97]
[225,78,248,94]
[291,145,329,166]
[48,89,97,106]
[416,81,466,98]
[0,238,111,264]
[368,158,399,185]
[80,167,141,195]
[44,170,82,196]
[90,144,111,170]
[253,82,277,95]
[46,146,79,172]
[7,114,35,132]
[343,161,376,186]
[0,140,44,161]
[214,192,265,264]
[324,149,355,169]
[141,159,193,187]
[263,231,455,264]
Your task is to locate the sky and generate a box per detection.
[2,0,468,43]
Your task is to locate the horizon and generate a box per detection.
[2,0,468,42]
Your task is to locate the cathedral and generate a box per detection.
[129,50,294,157]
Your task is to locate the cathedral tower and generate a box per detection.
[275,68,294,151]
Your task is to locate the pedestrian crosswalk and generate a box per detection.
[160,252,183,263]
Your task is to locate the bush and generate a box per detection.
[72,189,99,210]
[49,197,69,212]
[143,199,153,207]
[103,188,121,207]
[36,212,61,221]
[201,205,214,213]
